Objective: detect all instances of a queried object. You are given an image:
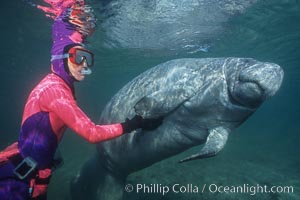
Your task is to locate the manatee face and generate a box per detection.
[226,58,284,109]
[179,58,283,130]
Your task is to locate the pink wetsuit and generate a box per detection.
[18,73,123,169]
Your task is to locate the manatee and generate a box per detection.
[71,57,283,200]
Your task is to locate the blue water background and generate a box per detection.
[0,0,299,199]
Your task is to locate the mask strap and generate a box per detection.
[51,54,70,62]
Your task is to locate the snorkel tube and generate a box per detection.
[80,67,92,75]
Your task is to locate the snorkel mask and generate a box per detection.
[51,45,94,76]
[68,47,94,75]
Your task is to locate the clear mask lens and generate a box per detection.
[75,50,93,66]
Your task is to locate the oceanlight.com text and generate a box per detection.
[124,183,294,196]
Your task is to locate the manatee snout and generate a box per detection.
[233,62,284,108]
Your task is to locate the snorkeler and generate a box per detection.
[0,1,163,200]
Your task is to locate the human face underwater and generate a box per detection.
[68,47,94,81]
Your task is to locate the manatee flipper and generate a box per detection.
[134,86,196,118]
[179,127,229,163]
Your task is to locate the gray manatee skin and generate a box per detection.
[71,57,283,200]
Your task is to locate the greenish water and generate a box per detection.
[1,0,300,199]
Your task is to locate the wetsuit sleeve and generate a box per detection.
[40,87,124,143]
